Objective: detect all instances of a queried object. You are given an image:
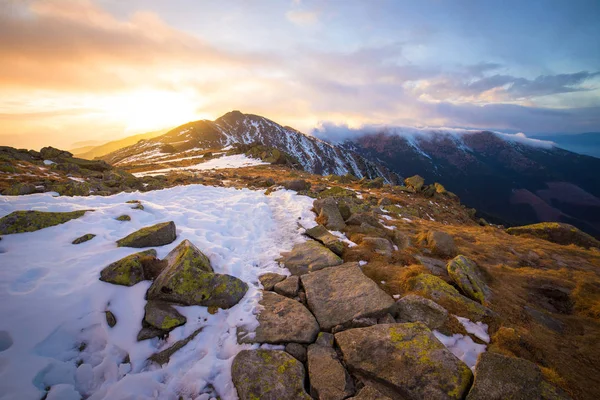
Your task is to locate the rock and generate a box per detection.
[304,224,344,256]
[259,272,287,290]
[148,327,203,364]
[361,237,393,256]
[332,318,378,334]
[507,222,600,249]
[362,177,384,189]
[404,175,425,191]
[116,221,176,248]
[301,263,395,330]
[239,291,319,344]
[147,240,247,308]
[40,146,72,159]
[394,294,449,329]
[99,250,158,286]
[315,198,346,231]
[143,301,186,331]
[72,233,95,245]
[409,274,495,322]
[280,240,343,276]
[105,311,117,328]
[349,385,391,399]
[137,326,167,341]
[285,343,307,363]
[1,183,37,196]
[415,255,449,277]
[422,231,458,258]
[274,276,299,298]
[308,343,355,400]
[232,350,311,400]
[447,255,489,303]
[284,179,311,191]
[315,332,335,347]
[524,306,564,333]
[422,184,437,198]
[466,352,543,400]
[115,214,131,222]
[336,323,472,400]
[0,210,89,235]
[346,212,383,228]
[126,200,144,210]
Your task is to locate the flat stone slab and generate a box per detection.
[117,221,176,248]
[335,323,473,400]
[305,224,344,256]
[301,263,395,330]
[281,240,342,276]
[239,291,319,344]
[232,350,311,400]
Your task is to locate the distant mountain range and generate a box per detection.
[97,111,600,238]
[100,111,399,182]
[531,132,600,159]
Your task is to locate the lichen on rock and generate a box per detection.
[0,210,90,235]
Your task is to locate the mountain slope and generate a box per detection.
[338,130,600,237]
[72,129,169,159]
[101,111,399,183]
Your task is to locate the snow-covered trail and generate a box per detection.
[0,185,316,400]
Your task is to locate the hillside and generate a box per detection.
[72,129,169,160]
[1,146,599,399]
[337,130,600,238]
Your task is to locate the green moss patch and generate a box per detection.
[0,210,91,235]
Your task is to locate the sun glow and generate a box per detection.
[98,90,204,133]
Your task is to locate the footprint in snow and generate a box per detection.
[9,267,50,294]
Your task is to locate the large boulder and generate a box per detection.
[283,179,311,192]
[404,175,425,191]
[335,323,473,400]
[307,343,355,400]
[314,197,346,231]
[280,240,343,276]
[466,352,544,400]
[116,221,176,248]
[421,231,457,258]
[232,350,311,400]
[99,250,158,286]
[0,210,89,235]
[239,291,319,344]
[147,240,247,308]
[304,224,344,256]
[415,255,449,278]
[143,301,186,331]
[408,274,494,322]
[507,222,600,249]
[1,183,37,196]
[394,294,449,330]
[447,255,489,304]
[301,263,395,330]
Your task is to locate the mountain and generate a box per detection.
[532,132,600,159]
[336,129,600,237]
[72,129,169,159]
[101,111,399,182]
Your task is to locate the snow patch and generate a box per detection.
[133,154,268,177]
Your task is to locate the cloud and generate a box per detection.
[311,122,555,149]
[286,10,319,27]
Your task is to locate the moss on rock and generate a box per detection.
[116,214,131,222]
[116,221,176,248]
[447,255,489,304]
[72,233,96,245]
[0,210,90,235]
[99,249,157,286]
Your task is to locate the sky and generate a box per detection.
[1,0,599,150]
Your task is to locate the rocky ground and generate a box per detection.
[1,146,599,400]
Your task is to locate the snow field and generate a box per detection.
[0,185,315,399]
